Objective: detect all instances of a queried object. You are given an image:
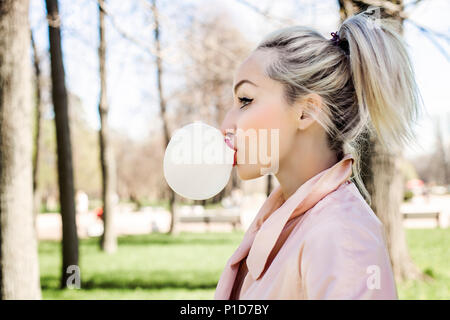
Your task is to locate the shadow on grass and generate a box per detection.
[39,232,244,248]
[41,270,219,291]
[115,232,243,246]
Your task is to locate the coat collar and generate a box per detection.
[214,153,354,299]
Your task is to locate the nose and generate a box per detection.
[220,108,237,138]
[220,109,238,166]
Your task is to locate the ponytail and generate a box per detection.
[338,10,424,152]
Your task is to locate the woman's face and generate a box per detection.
[220,49,301,180]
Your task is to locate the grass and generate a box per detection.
[40,231,243,299]
[397,229,450,299]
[39,228,449,299]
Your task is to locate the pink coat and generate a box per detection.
[214,153,398,300]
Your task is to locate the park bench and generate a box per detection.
[402,211,441,228]
[178,208,241,231]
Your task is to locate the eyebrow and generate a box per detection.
[233,79,258,95]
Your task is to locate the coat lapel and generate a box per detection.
[214,185,284,299]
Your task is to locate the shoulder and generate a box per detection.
[306,182,384,240]
[299,182,389,266]
[295,183,397,299]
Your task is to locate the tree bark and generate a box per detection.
[150,0,177,235]
[31,31,43,231]
[98,0,117,253]
[0,0,42,299]
[339,0,424,281]
[266,174,273,197]
[45,0,79,288]
[432,116,450,185]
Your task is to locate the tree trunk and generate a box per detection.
[432,116,450,185]
[266,174,273,197]
[0,0,42,299]
[45,0,79,288]
[31,31,43,231]
[98,0,117,253]
[363,131,424,280]
[339,0,424,281]
[150,0,177,235]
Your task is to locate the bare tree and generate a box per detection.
[0,0,42,299]
[98,0,117,253]
[31,31,44,230]
[94,1,247,213]
[45,0,79,288]
[432,115,450,185]
[266,174,273,197]
[31,33,43,194]
[149,0,178,234]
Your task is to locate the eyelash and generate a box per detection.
[238,97,253,109]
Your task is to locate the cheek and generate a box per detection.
[236,102,296,167]
[238,102,282,131]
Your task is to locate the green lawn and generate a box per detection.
[39,228,449,299]
[398,229,450,299]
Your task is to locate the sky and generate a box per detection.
[29,0,450,160]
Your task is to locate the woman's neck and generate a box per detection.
[275,139,337,201]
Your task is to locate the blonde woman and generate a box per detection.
[215,9,422,300]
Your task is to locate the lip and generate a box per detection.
[224,137,237,166]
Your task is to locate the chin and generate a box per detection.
[236,164,264,180]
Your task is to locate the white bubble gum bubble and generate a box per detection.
[163,121,235,200]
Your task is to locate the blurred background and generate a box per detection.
[0,0,449,299]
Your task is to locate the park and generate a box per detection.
[0,0,449,301]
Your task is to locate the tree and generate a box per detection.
[150,0,177,234]
[98,0,117,253]
[31,31,44,229]
[0,0,42,299]
[431,115,450,186]
[338,0,425,281]
[45,0,79,288]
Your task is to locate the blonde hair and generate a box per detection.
[255,9,423,205]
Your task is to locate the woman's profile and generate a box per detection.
[215,9,422,300]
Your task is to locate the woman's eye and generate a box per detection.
[238,97,253,109]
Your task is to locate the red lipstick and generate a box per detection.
[225,137,237,166]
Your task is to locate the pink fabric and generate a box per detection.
[214,153,398,300]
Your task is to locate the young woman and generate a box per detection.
[215,10,422,300]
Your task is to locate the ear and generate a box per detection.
[295,93,322,130]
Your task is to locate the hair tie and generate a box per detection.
[330,31,340,45]
[330,31,349,55]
